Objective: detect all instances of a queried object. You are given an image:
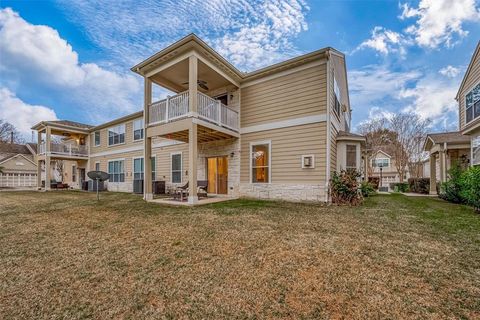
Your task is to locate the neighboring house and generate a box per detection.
[368,149,410,190]
[0,142,37,188]
[424,132,470,193]
[424,41,479,194]
[457,41,480,166]
[32,34,365,203]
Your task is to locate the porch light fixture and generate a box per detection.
[230,152,235,158]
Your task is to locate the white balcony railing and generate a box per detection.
[39,142,88,157]
[148,91,239,131]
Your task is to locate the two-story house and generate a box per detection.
[32,34,365,204]
[368,149,410,190]
[424,41,479,194]
[457,41,480,167]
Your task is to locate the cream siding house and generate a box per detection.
[456,41,480,166]
[32,34,365,203]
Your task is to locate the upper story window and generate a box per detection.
[466,83,480,124]
[346,145,357,170]
[372,158,390,168]
[251,141,271,183]
[94,131,100,146]
[133,118,144,141]
[333,77,341,117]
[108,124,125,146]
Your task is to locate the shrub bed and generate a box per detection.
[408,178,430,194]
[330,169,363,205]
[439,165,480,212]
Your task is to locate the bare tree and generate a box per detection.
[358,118,389,177]
[0,119,23,143]
[389,113,430,182]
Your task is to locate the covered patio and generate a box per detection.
[424,132,471,194]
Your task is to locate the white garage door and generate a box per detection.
[0,173,37,187]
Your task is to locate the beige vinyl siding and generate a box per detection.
[241,63,327,127]
[153,142,189,184]
[0,155,36,172]
[459,49,480,130]
[90,119,143,154]
[89,140,189,187]
[240,122,327,184]
[330,126,338,173]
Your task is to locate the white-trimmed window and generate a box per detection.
[333,77,341,117]
[133,119,144,141]
[108,124,125,146]
[133,157,144,180]
[95,162,100,171]
[72,165,76,182]
[151,156,156,181]
[108,160,125,182]
[472,134,480,166]
[171,153,182,183]
[94,131,101,146]
[466,83,480,124]
[372,158,390,168]
[250,141,271,183]
[346,145,357,170]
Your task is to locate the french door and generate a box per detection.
[206,156,228,194]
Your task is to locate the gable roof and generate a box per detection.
[456,41,480,100]
[0,153,36,166]
[426,131,470,144]
[374,150,392,159]
[131,33,342,83]
[31,120,93,131]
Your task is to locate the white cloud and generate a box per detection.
[439,65,461,78]
[56,0,309,71]
[400,0,480,48]
[400,76,459,124]
[0,87,58,137]
[349,65,421,108]
[0,8,142,122]
[355,26,409,55]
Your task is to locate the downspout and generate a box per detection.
[325,51,332,203]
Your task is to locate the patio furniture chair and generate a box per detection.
[173,182,189,201]
[197,180,208,198]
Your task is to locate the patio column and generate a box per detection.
[188,55,198,114]
[439,150,446,183]
[144,137,153,200]
[36,160,42,189]
[36,130,42,189]
[188,122,198,204]
[143,76,153,201]
[45,127,51,190]
[429,153,437,195]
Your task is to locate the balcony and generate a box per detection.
[39,142,88,158]
[148,91,239,132]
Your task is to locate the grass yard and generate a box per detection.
[0,191,479,319]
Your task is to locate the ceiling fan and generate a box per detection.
[182,79,209,91]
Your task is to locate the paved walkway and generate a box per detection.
[402,192,437,197]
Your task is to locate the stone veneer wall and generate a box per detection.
[197,138,240,196]
[106,182,133,193]
[239,183,326,202]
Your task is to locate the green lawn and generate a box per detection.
[0,191,479,319]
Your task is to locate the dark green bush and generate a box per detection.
[390,182,409,193]
[408,178,430,194]
[439,165,465,204]
[360,181,375,197]
[330,169,362,205]
[460,166,480,212]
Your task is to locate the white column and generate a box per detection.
[188,122,198,204]
[188,55,198,114]
[144,77,153,201]
[429,153,437,195]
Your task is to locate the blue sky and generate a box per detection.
[1,0,479,139]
